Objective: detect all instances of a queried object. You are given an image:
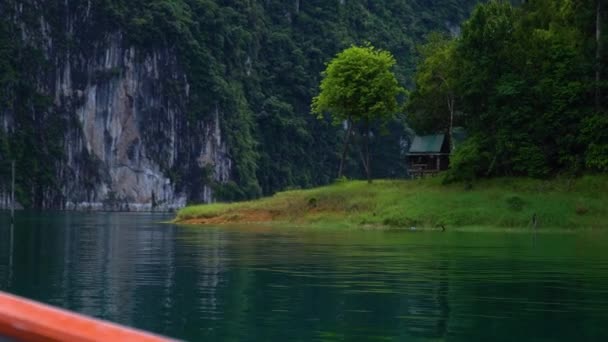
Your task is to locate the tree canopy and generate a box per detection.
[406,32,457,135]
[312,45,404,182]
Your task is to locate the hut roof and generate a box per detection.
[408,134,445,154]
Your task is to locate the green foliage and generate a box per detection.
[407,32,458,134]
[585,143,608,171]
[334,176,350,184]
[212,181,247,203]
[0,12,67,207]
[409,0,607,181]
[505,195,525,211]
[444,136,490,183]
[312,44,405,181]
[312,44,404,125]
[582,114,608,171]
[218,81,262,201]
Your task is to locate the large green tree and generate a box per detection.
[407,32,458,139]
[312,44,404,183]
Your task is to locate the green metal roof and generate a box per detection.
[408,134,445,153]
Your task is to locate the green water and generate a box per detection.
[1,212,607,341]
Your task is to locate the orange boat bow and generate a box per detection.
[0,292,175,342]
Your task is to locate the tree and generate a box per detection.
[311,44,404,183]
[407,32,458,143]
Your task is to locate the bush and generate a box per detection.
[213,181,261,202]
[585,143,608,171]
[334,176,349,184]
[510,143,550,178]
[443,136,490,183]
[582,114,608,171]
[505,195,525,211]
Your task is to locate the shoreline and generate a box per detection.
[174,176,608,230]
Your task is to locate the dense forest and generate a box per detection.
[408,0,607,181]
[0,0,482,208]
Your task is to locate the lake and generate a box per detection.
[1,212,607,341]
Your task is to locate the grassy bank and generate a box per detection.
[175,175,608,229]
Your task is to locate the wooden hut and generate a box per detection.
[406,134,450,177]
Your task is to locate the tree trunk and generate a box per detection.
[360,120,372,184]
[357,135,368,180]
[436,73,455,151]
[596,0,602,111]
[338,119,353,178]
[447,92,455,152]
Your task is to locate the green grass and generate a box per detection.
[175,175,608,229]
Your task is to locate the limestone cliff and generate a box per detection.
[0,2,231,210]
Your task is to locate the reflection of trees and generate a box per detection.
[0,218,456,341]
[8,218,608,342]
[389,258,451,340]
[435,259,450,338]
[0,213,144,323]
[0,220,455,341]
[195,229,227,320]
[0,216,11,286]
[209,235,455,341]
[63,213,140,324]
[160,228,228,338]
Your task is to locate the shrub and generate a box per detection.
[510,143,550,178]
[443,136,490,183]
[334,176,349,184]
[505,195,525,211]
[575,205,589,216]
[585,143,608,171]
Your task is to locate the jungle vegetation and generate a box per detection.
[407,0,608,182]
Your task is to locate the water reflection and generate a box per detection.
[1,212,608,341]
[7,222,13,287]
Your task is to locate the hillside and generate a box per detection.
[0,0,481,210]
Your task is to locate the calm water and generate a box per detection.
[1,212,608,341]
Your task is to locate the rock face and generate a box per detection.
[59,34,232,211]
[0,2,231,211]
